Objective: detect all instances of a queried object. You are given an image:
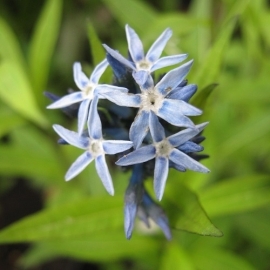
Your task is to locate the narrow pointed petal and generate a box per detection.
[88,96,102,139]
[73,62,89,90]
[116,145,156,166]
[132,70,149,86]
[169,161,186,172]
[169,148,210,173]
[137,206,150,228]
[95,155,114,195]
[89,59,108,84]
[157,105,196,128]
[168,122,209,147]
[146,28,172,62]
[125,25,144,62]
[65,151,93,181]
[53,124,89,149]
[155,215,172,240]
[129,111,150,149]
[47,92,84,109]
[149,111,165,142]
[178,141,204,153]
[167,84,197,102]
[95,84,128,95]
[103,44,135,70]
[154,156,169,201]
[102,140,133,154]
[124,201,137,239]
[161,99,202,116]
[151,54,188,72]
[155,60,193,95]
[78,98,91,135]
[100,91,141,107]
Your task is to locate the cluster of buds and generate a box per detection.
[46,25,209,239]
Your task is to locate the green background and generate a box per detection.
[0,0,269,269]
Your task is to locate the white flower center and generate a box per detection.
[136,60,151,71]
[83,83,96,99]
[140,88,163,113]
[89,139,103,157]
[155,139,172,157]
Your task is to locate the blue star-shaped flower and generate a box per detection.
[116,112,209,200]
[103,24,187,85]
[47,59,128,135]
[52,96,133,195]
[101,61,202,149]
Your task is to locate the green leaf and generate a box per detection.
[0,104,26,137]
[28,0,62,104]
[0,196,123,243]
[0,17,26,69]
[102,0,157,34]
[165,183,223,237]
[87,21,106,66]
[192,83,218,110]
[191,247,256,270]
[191,18,237,88]
[0,126,66,186]
[160,242,195,270]
[0,61,48,127]
[200,175,270,217]
[20,233,158,266]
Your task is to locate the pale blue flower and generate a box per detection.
[101,61,202,149]
[52,96,133,195]
[103,25,187,85]
[47,59,128,135]
[116,112,209,200]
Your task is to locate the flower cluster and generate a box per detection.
[46,25,210,240]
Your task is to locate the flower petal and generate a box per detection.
[129,110,150,149]
[155,60,193,95]
[95,84,128,95]
[124,201,137,239]
[149,111,165,142]
[169,148,210,173]
[168,122,209,147]
[78,98,91,135]
[103,44,135,70]
[46,92,84,109]
[169,161,186,172]
[132,70,149,86]
[88,96,102,139]
[100,91,141,107]
[166,84,197,102]
[161,99,202,116]
[157,104,195,128]
[154,156,169,201]
[65,151,93,181]
[73,62,89,90]
[151,54,188,72]
[53,124,89,149]
[125,24,144,62]
[95,154,114,195]
[89,59,108,84]
[116,145,156,166]
[178,141,204,153]
[102,140,133,154]
[146,28,172,62]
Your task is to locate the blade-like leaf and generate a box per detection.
[0,196,123,243]
[28,0,62,105]
[20,233,159,267]
[102,0,157,34]
[165,183,223,237]
[0,61,48,127]
[0,18,26,69]
[200,175,270,217]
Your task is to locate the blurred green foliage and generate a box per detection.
[0,0,269,269]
